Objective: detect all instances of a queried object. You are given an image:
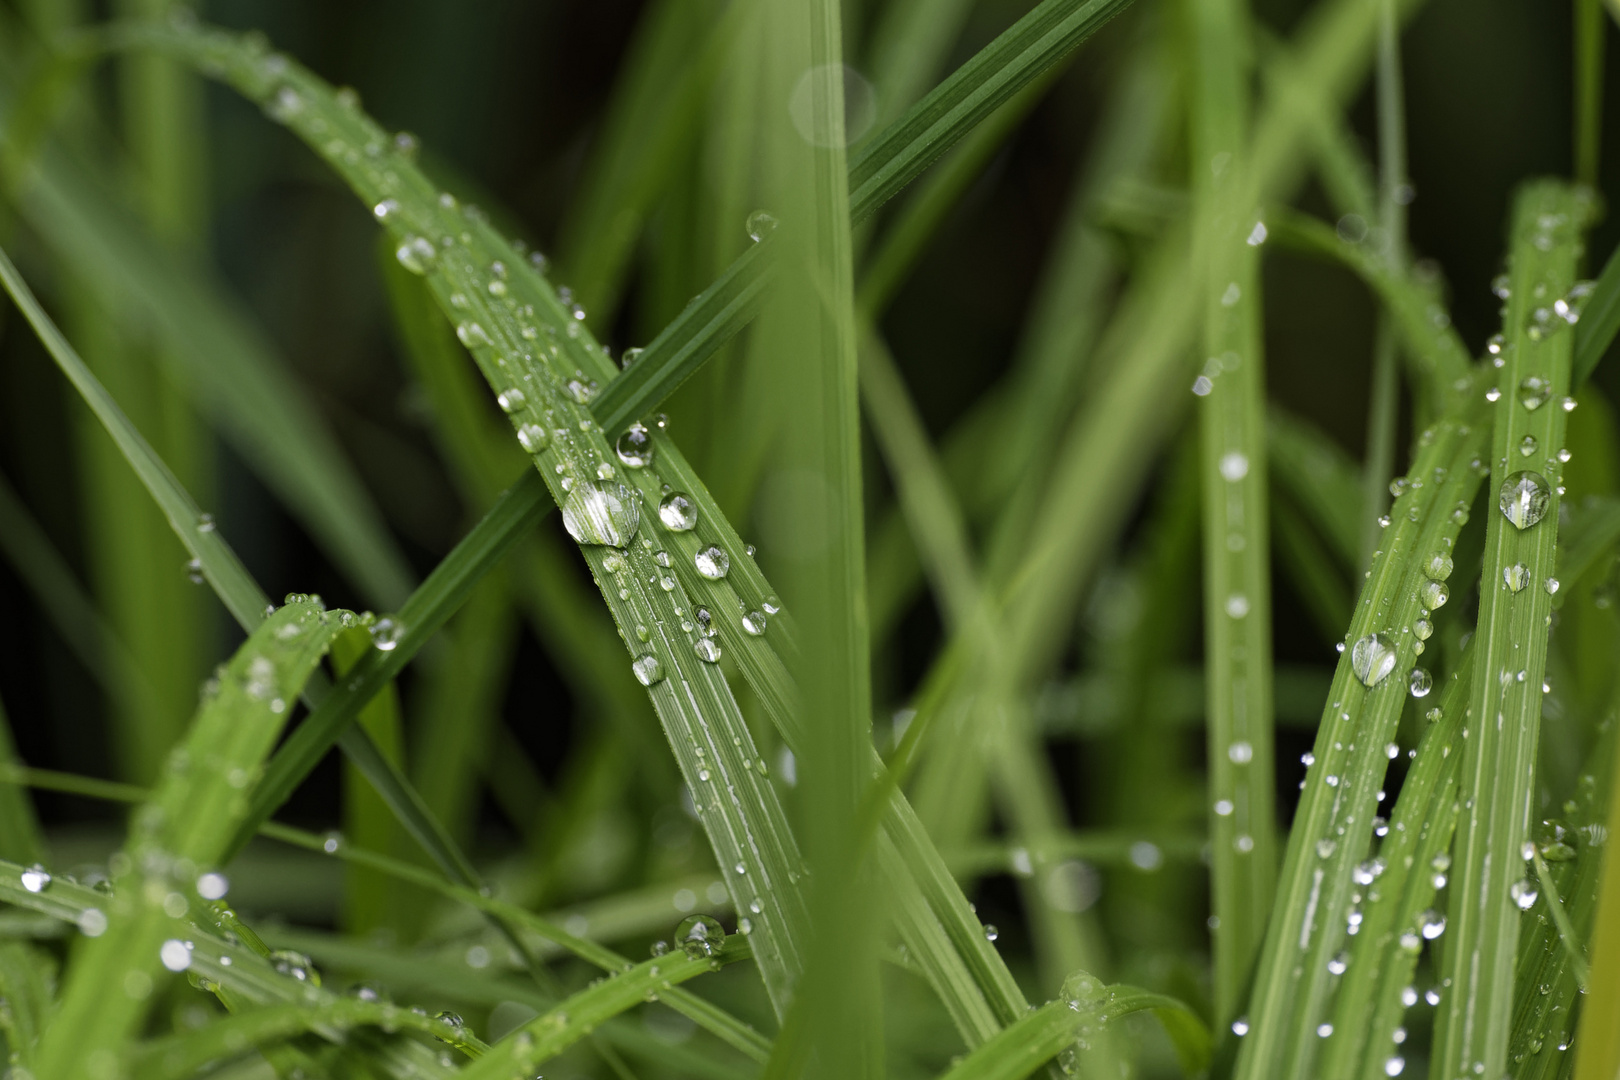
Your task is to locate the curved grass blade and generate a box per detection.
[33,599,345,1079]
[847,0,1136,224]
[1436,181,1591,1080]
[932,982,1210,1080]
[458,938,750,1080]
[1573,234,1620,384]
[0,693,43,866]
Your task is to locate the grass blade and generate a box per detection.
[0,692,43,866]
[1185,0,1276,1020]
[847,0,1135,224]
[33,598,345,1078]
[1436,181,1591,1080]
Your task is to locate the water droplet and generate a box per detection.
[616,424,654,467]
[1545,577,1560,595]
[497,388,526,413]
[1413,617,1434,641]
[160,939,192,972]
[1247,221,1269,245]
[1327,952,1348,975]
[1316,838,1337,858]
[517,424,549,453]
[746,210,779,242]
[1426,552,1454,580]
[78,908,108,936]
[370,617,403,651]
[565,378,599,404]
[1518,375,1551,411]
[1409,667,1432,697]
[1500,471,1552,529]
[456,322,492,348]
[1060,971,1108,1013]
[1224,593,1250,619]
[1510,878,1538,910]
[270,949,320,984]
[1422,580,1450,609]
[395,236,437,274]
[197,872,229,900]
[694,546,730,580]
[372,198,400,221]
[1228,741,1254,764]
[742,610,767,635]
[983,924,999,942]
[1562,396,1578,412]
[1500,563,1531,593]
[694,638,722,663]
[1219,451,1249,481]
[1519,434,1539,457]
[1192,375,1213,396]
[1232,1017,1250,1036]
[1385,1057,1405,1076]
[561,482,641,547]
[1486,386,1503,403]
[1318,1023,1334,1038]
[1352,633,1398,687]
[20,865,51,893]
[621,347,643,369]
[632,655,664,686]
[659,492,698,531]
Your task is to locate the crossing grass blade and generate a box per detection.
[32,598,345,1078]
[847,0,1136,224]
[0,693,44,866]
[1435,180,1591,1080]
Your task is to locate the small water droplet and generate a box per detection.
[742,611,767,635]
[1510,878,1538,910]
[1413,617,1434,641]
[1519,434,1539,457]
[1545,576,1560,595]
[1518,375,1551,411]
[1228,741,1254,764]
[395,236,437,274]
[20,865,51,893]
[1219,451,1249,481]
[456,322,492,348]
[370,617,403,651]
[1409,667,1432,697]
[694,638,722,663]
[1426,552,1454,581]
[1327,952,1348,975]
[674,914,725,958]
[1316,838,1337,858]
[1421,580,1450,609]
[497,388,526,413]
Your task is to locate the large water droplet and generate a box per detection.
[675,914,725,958]
[456,322,492,348]
[1419,909,1446,939]
[658,492,697,531]
[1422,580,1449,609]
[561,482,640,547]
[1425,552,1454,581]
[694,638,722,663]
[497,388,526,413]
[1510,878,1539,910]
[742,611,768,636]
[20,865,51,893]
[632,655,664,686]
[1500,471,1551,529]
[746,210,779,242]
[694,546,730,580]
[616,424,654,468]
[1352,633,1398,687]
[1503,563,1530,593]
[370,617,403,651]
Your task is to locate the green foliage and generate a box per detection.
[2,0,1620,1077]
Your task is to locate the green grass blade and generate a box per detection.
[1233,390,1493,1077]
[1436,181,1591,1080]
[846,0,1135,224]
[0,693,44,866]
[1572,237,1620,383]
[1576,0,1604,187]
[236,473,544,855]
[1185,0,1276,1020]
[1268,407,1363,567]
[931,983,1210,1080]
[132,998,486,1080]
[861,0,978,129]
[1574,726,1620,1080]
[0,942,54,1070]
[33,599,344,1078]
[458,938,749,1080]
[590,239,775,437]
[1322,644,1471,1080]
[0,241,266,629]
[16,150,415,609]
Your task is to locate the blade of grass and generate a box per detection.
[1577,0,1604,188]
[1269,407,1364,568]
[1437,181,1592,1080]
[847,0,1136,223]
[0,692,43,866]
[931,982,1211,1080]
[0,942,53,1072]
[1322,642,1472,1080]
[1573,721,1620,1080]
[33,598,344,1078]
[1573,234,1620,383]
[1185,0,1276,1021]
